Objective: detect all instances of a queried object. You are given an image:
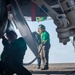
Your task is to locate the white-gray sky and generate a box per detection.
[24,20,75,64]
[0,19,75,64]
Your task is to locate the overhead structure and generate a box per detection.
[32,0,75,45]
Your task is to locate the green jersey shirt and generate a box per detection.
[40,31,50,45]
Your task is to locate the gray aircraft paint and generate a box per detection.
[10,0,38,58]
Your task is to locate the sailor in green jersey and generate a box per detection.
[40,30,50,45]
[38,24,50,70]
[1,31,32,75]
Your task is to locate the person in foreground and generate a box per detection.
[1,30,32,75]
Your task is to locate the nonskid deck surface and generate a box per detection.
[24,63,75,75]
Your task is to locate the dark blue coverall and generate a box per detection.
[0,36,32,75]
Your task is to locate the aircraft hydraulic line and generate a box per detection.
[58,0,75,44]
